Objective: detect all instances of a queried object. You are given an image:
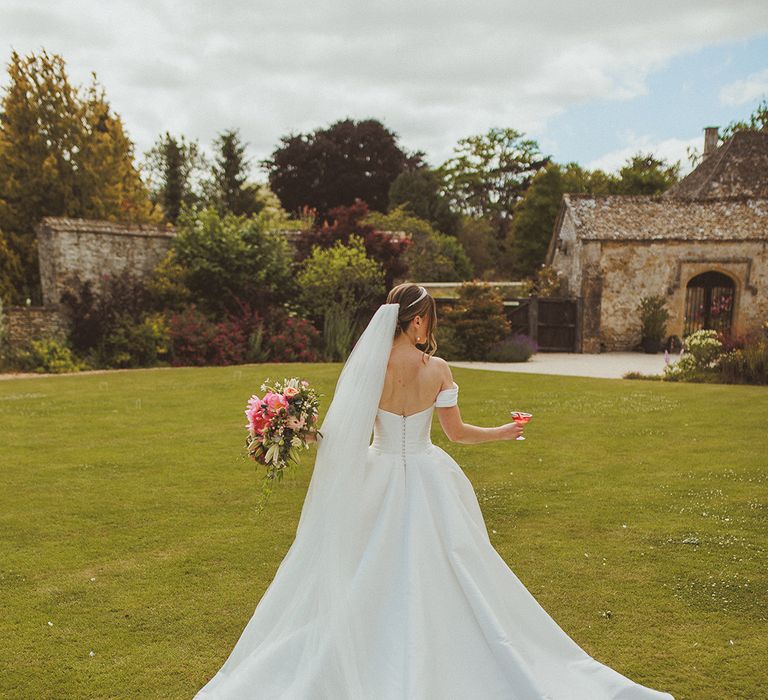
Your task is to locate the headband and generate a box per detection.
[406,285,428,308]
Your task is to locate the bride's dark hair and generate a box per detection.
[386,283,438,359]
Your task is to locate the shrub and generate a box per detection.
[365,208,473,282]
[173,207,296,318]
[322,302,356,361]
[60,270,159,367]
[623,371,662,381]
[168,305,219,366]
[297,235,386,340]
[486,334,538,362]
[717,341,768,385]
[0,297,7,367]
[102,313,170,368]
[520,265,565,298]
[294,200,411,288]
[443,282,509,360]
[435,322,465,361]
[684,329,723,366]
[264,317,321,362]
[14,336,87,374]
[663,330,722,382]
[639,295,670,343]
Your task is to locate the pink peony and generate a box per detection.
[283,386,299,399]
[263,392,288,415]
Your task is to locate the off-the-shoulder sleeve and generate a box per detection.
[435,381,459,407]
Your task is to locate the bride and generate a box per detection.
[195,283,674,699]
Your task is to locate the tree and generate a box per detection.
[263,118,422,217]
[721,99,768,138]
[294,199,411,289]
[508,162,615,276]
[143,132,206,223]
[615,152,680,195]
[439,128,550,240]
[388,167,460,235]
[366,208,472,282]
[688,100,768,167]
[0,49,156,303]
[205,128,263,217]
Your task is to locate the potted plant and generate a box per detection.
[639,295,670,354]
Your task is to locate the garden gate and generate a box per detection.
[506,297,581,352]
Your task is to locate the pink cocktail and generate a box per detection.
[511,411,533,441]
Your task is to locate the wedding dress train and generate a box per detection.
[195,381,674,699]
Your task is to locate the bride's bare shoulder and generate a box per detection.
[426,355,454,389]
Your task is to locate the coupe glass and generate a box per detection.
[510,411,532,440]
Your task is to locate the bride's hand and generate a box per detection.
[498,422,524,441]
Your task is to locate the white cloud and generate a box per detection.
[719,67,768,106]
[586,132,702,174]
[1,0,767,169]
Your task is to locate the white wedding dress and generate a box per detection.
[195,305,674,699]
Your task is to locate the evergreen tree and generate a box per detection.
[144,132,205,223]
[207,128,263,217]
[0,50,156,302]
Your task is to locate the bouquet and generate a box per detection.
[244,377,321,481]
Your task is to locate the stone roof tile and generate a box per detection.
[664,130,768,200]
[565,194,768,241]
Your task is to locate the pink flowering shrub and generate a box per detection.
[264,317,321,362]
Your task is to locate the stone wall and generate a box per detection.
[36,218,176,305]
[583,240,767,351]
[4,305,71,349]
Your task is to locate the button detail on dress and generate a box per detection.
[401,415,407,475]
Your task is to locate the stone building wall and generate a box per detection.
[576,239,767,351]
[36,218,176,305]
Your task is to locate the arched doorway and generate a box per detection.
[683,271,735,336]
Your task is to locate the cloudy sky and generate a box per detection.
[3,0,768,177]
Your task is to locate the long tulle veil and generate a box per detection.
[195,303,400,698]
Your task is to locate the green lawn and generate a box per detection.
[1,364,766,699]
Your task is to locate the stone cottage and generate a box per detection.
[546,129,768,352]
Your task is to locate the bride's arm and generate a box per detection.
[434,361,522,444]
[437,405,522,444]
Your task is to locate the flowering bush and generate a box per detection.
[716,340,768,385]
[264,317,321,362]
[486,334,538,362]
[663,330,722,382]
[168,306,219,366]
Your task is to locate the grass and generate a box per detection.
[1,363,766,699]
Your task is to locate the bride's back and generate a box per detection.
[378,344,447,416]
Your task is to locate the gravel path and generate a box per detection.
[449,352,678,379]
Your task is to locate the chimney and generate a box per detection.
[703,126,719,160]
